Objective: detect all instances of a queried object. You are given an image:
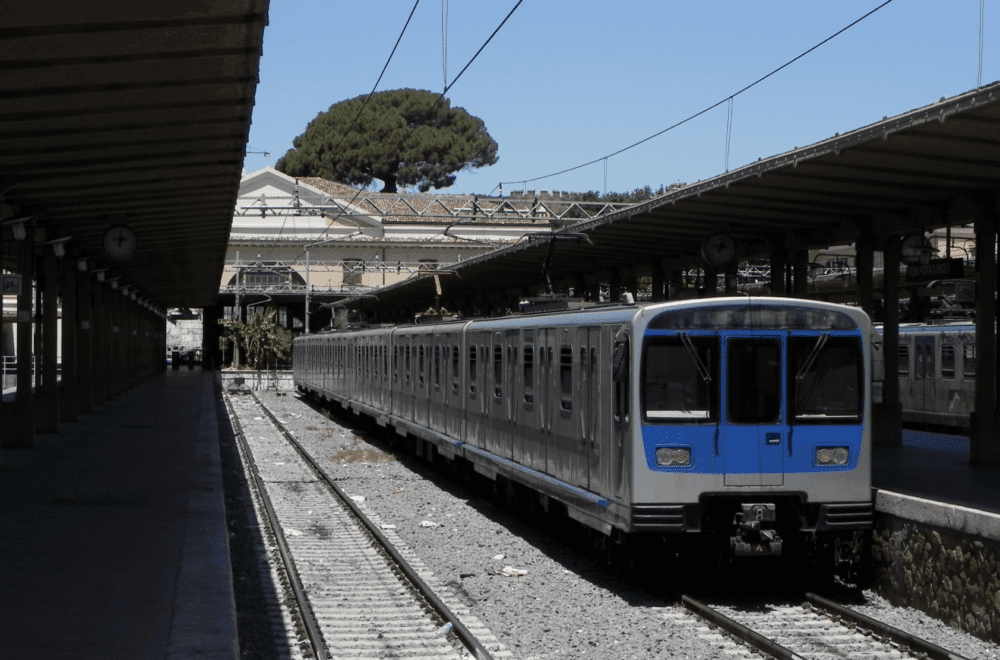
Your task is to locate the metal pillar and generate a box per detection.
[971,212,1000,464]
[874,235,902,447]
[59,265,78,423]
[8,236,35,447]
[793,251,808,297]
[103,286,114,401]
[36,254,59,433]
[769,246,787,296]
[77,272,93,413]
[724,260,738,295]
[856,224,875,318]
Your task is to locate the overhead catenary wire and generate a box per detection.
[295,0,525,260]
[275,0,422,242]
[500,0,895,189]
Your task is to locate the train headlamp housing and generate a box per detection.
[815,446,850,466]
[655,447,691,467]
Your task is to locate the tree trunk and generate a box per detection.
[380,174,398,193]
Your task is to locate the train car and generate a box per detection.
[295,297,874,558]
[877,322,976,428]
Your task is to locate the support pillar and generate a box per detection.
[103,286,114,401]
[792,251,809,297]
[856,223,875,318]
[59,264,78,423]
[874,235,902,447]
[36,254,59,433]
[971,212,1000,464]
[651,264,665,302]
[703,265,719,296]
[724,260,738,295]
[202,305,221,371]
[77,272,93,413]
[8,236,35,447]
[769,246,787,296]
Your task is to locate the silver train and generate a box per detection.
[294,297,874,557]
[877,322,976,428]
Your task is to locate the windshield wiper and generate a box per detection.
[795,332,830,381]
[680,332,711,383]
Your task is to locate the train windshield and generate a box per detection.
[642,336,718,423]
[788,335,862,424]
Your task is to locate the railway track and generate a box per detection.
[682,592,971,660]
[225,391,509,660]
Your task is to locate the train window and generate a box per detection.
[392,346,399,382]
[434,345,441,387]
[405,345,411,383]
[418,345,425,386]
[727,338,781,425]
[494,345,503,399]
[897,345,910,377]
[788,336,862,424]
[642,336,716,423]
[941,344,955,379]
[523,344,534,403]
[560,346,573,412]
[469,345,477,394]
[452,344,460,391]
[963,344,976,379]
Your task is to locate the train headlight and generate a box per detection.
[815,446,850,466]
[656,447,691,467]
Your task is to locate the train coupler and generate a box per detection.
[730,503,782,556]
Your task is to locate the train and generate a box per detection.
[294,296,874,560]
[876,321,976,429]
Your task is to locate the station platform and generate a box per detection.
[873,430,1000,516]
[0,369,237,660]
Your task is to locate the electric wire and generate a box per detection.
[500,0,895,189]
[442,0,449,90]
[294,0,525,265]
[275,0,422,242]
[979,0,985,87]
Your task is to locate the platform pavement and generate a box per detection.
[0,369,238,660]
[873,430,1000,516]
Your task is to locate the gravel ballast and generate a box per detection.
[250,391,999,660]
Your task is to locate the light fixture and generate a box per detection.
[93,268,107,282]
[109,277,119,289]
[45,236,71,258]
[130,292,136,300]
[1,216,29,241]
[120,284,129,295]
[77,258,88,272]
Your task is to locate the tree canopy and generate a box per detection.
[275,88,499,193]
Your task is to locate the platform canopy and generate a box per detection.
[343,82,1000,314]
[0,0,268,309]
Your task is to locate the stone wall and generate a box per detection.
[870,490,1000,643]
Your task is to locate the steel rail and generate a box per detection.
[805,592,971,660]
[681,594,807,660]
[223,393,329,660]
[251,391,496,660]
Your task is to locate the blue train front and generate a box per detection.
[294,296,873,560]
[629,297,872,556]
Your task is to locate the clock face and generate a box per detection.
[900,233,927,265]
[701,232,737,266]
[104,225,137,261]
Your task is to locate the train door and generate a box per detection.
[721,334,787,487]
[913,334,935,415]
[515,329,541,469]
[430,333,445,433]
[574,327,601,490]
[447,337,463,440]
[486,332,503,455]
[502,329,517,459]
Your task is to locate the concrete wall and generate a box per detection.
[870,490,1000,643]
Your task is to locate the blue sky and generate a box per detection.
[245,1,994,196]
